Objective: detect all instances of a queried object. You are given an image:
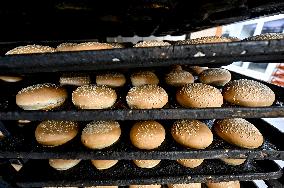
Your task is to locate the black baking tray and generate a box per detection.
[15,159,282,187]
[0,118,283,160]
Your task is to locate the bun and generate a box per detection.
[214,118,263,149]
[206,181,240,188]
[171,120,213,149]
[222,79,275,107]
[96,73,126,87]
[72,85,117,109]
[85,186,118,188]
[176,159,204,168]
[134,40,170,47]
[220,158,246,166]
[199,68,231,86]
[168,183,201,188]
[126,85,168,109]
[56,42,113,51]
[49,159,81,170]
[35,121,78,147]
[16,83,67,110]
[91,160,118,170]
[129,185,161,188]
[133,160,161,168]
[130,121,165,150]
[60,73,91,86]
[165,69,194,87]
[190,66,208,75]
[176,83,223,108]
[6,45,55,55]
[0,75,23,82]
[243,33,284,41]
[176,36,239,45]
[130,71,159,86]
[81,121,121,149]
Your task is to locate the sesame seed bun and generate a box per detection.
[126,85,168,109]
[60,73,91,86]
[190,66,208,75]
[206,181,240,188]
[129,185,161,188]
[165,69,194,87]
[35,121,79,147]
[243,33,284,41]
[130,71,159,87]
[0,75,23,82]
[220,158,246,166]
[168,183,201,188]
[171,120,213,149]
[110,43,125,48]
[134,40,171,47]
[72,85,117,109]
[44,187,78,188]
[214,118,263,149]
[6,45,55,55]
[56,42,113,51]
[16,83,67,110]
[176,36,239,45]
[96,73,126,88]
[199,68,231,86]
[176,83,223,108]
[176,159,204,168]
[81,121,121,149]
[56,43,78,51]
[91,160,118,170]
[222,79,275,107]
[133,160,161,168]
[49,159,81,170]
[130,121,165,150]
[85,186,118,188]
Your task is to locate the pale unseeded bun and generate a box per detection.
[129,185,161,188]
[16,83,67,110]
[133,160,161,168]
[130,121,165,150]
[176,36,239,45]
[35,121,79,147]
[85,186,118,188]
[0,75,23,82]
[126,85,168,109]
[199,68,231,86]
[60,73,91,86]
[168,183,201,188]
[56,42,113,51]
[18,120,31,124]
[6,45,55,55]
[206,181,240,188]
[134,40,171,47]
[96,73,126,87]
[190,66,208,75]
[214,118,263,149]
[176,159,204,168]
[49,159,81,170]
[91,160,118,170]
[72,85,117,109]
[81,121,121,149]
[243,33,284,41]
[171,120,213,149]
[130,71,159,86]
[222,79,275,107]
[165,69,194,87]
[176,83,223,108]
[220,158,246,166]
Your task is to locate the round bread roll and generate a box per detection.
[130,121,165,150]
[18,120,31,124]
[222,79,275,107]
[96,73,126,87]
[49,159,81,170]
[130,71,159,86]
[134,40,171,47]
[85,186,118,188]
[129,185,161,188]
[206,181,240,188]
[72,85,117,109]
[176,36,239,45]
[168,183,201,188]
[91,160,118,170]
[35,120,79,147]
[171,120,213,149]
[56,42,113,51]
[44,187,78,188]
[0,75,23,82]
[126,85,168,109]
[199,68,231,86]
[176,83,223,108]
[243,33,284,41]
[60,73,91,86]
[6,45,55,55]
[220,158,246,166]
[56,43,78,51]
[190,66,208,75]
[176,159,204,168]
[81,121,121,149]
[133,160,161,168]
[214,118,264,149]
[165,69,194,87]
[16,83,67,110]
[110,43,124,48]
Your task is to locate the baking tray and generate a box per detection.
[0,118,283,160]
[15,159,282,187]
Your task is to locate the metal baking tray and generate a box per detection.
[15,159,282,187]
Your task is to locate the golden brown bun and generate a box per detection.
[91,160,118,170]
[60,73,91,86]
[190,66,208,75]
[176,83,223,108]
[171,120,213,149]
[85,186,118,188]
[176,36,239,45]
[222,79,275,107]
[126,85,168,109]
[72,85,117,109]
[56,42,113,51]
[134,40,171,47]
[165,69,194,87]
[49,159,81,170]
[206,181,240,188]
[56,43,78,51]
[16,83,67,110]
[130,71,159,86]
[199,68,231,86]
[168,183,201,188]
[129,185,161,188]
[133,160,161,168]
[96,73,126,87]
[0,75,23,82]
[110,43,125,48]
[44,187,78,188]
[81,121,121,149]
[6,45,55,55]
[220,158,246,166]
[35,121,79,147]
[130,121,165,150]
[243,33,284,41]
[176,159,204,168]
[214,118,263,149]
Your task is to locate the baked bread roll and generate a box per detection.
[176,159,204,168]
[96,72,126,87]
[199,68,231,86]
[130,71,159,86]
[168,183,201,188]
[133,160,161,168]
[6,45,55,55]
[206,181,240,188]
[85,186,118,188]
[176,36,239,45]
[134,40,171,47]
[189,66,208,75]
[49,159,81,170]
[165,69,194,87]
[60,73,91,86]
[56,42,113,51]
[220,158,246,166]
[129,185,161,188]
[243,33,284,41]
[91,160,118,170]
[0,75,23,82]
